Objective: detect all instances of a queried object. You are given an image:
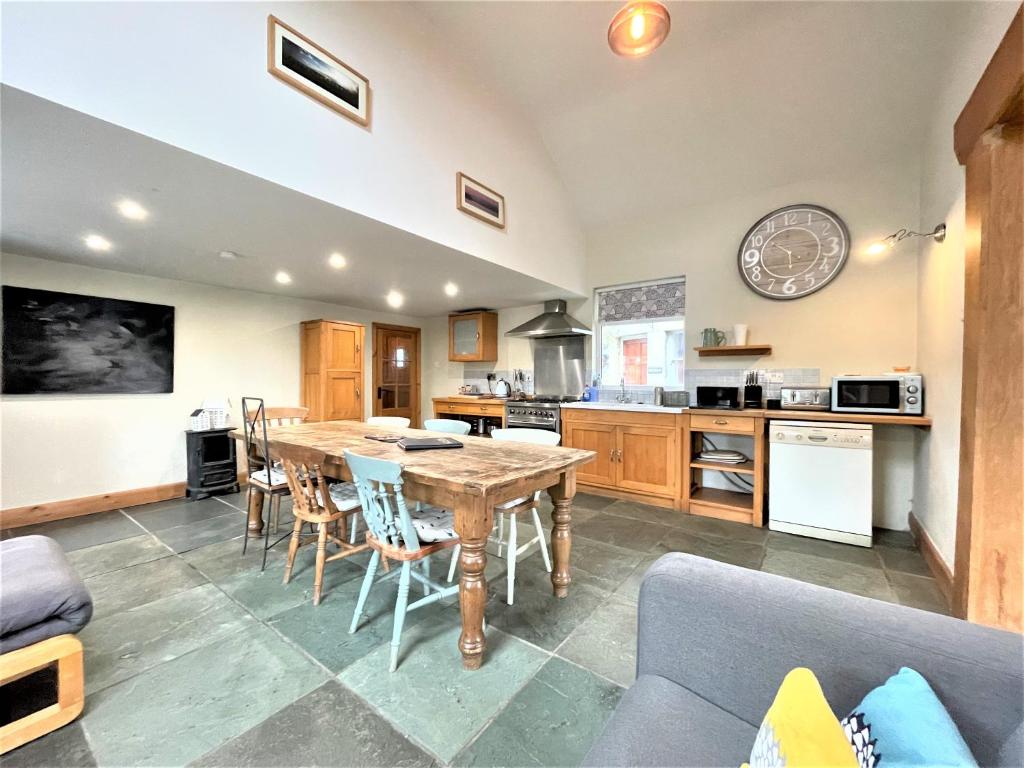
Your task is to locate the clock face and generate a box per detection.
[737,205,849,300]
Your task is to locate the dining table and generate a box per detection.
[232,420,596,669]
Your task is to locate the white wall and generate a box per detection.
[912,3,1019,567]
[0,1,585,295]
[0,253,429,509]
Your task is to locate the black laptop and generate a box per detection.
[397,436,464,451]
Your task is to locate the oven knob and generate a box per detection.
[907,385,919,394]
[907,396,918,404]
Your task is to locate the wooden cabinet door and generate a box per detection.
[325,371,362,421]
[563,422,617,488]
[616,425,677,497]
[327,323,362,370]
[448,312,498,362]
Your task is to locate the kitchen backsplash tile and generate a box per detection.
[594,368,822,403]
[460,368,533,396]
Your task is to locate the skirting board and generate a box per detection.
[908,511,954,607]
[1,473,248,530]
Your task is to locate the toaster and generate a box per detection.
[780,386,831,411]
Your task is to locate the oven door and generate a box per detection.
[831,378,903,413]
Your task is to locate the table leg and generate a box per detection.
[455,496,490,670]
[547,469,576,598]
[247,487,266,539]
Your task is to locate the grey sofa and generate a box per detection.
[584,553,1023,767]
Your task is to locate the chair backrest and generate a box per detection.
[423,418,472,435]
[280,458,338,523]
[241,396,272,476]
[366,416,411,429]
[343,450,422,552]
[490,428,561,446]
[247,406,309,427]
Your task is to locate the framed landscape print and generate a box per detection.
[1,286,175,394]
[456,172,506,229]
[267,15,371,127]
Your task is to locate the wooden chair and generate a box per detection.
[240,399,309,570]
[422,418,472,435]
[280,458,368,606]
[366,416,411,429]
[447,428,557,605]
[0,635,84,755]
[344,450,460,672]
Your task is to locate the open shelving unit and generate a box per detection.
[684,412,765,526]
[694,344,773,357]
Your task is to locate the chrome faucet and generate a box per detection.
[616,378,631,403]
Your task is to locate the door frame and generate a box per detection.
[952,5,1022,631]
[371,323,421,427]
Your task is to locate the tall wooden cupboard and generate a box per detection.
[300,320,365,422]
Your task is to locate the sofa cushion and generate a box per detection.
[0,535,93,653]
[583,673,756,768]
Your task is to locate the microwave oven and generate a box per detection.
[831,374,924,415]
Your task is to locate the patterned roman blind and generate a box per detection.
[596,277,686,322]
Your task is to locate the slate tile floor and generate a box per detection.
[2,491,945,767]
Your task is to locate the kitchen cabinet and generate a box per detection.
[301,320,365,421]
[431,397,506,436]
[561,408,681,505]
[685,409,765,527]
[448,312,498,362]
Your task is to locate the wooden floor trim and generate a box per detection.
[908,512,954,606]
[1,483,188,529]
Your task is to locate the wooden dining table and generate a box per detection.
[233,420,595,669]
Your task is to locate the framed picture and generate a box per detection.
[1,286,175,394]
[456,172,506,230]
[267,15,371,128]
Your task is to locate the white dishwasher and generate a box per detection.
[768,421,873,547]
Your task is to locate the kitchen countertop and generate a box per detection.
[561,401,931,427]
[432,395,508,403]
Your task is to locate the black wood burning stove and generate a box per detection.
[185,428,240,499]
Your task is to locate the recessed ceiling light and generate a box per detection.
[608,1,671,57]
[275,271,292,285]
[218,250,240,260]
[386,290,404,308]
[444,282,459,297]
[328,252,347,269]
[116,199,149,221]
[83,234,112,252]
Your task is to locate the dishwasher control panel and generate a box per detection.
[769,421,873,449]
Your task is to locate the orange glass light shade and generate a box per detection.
[608,1,671,58]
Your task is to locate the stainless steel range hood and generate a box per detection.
[505,300,592,338]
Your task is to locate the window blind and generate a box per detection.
[596,278,686,322]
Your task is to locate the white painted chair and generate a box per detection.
[366,416,411,429]
[422,418,472,435]
[447,427,558,604]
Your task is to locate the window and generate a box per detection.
[594,278,685,388]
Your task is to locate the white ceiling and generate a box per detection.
[415,1,985,228]
[0,86,572,317]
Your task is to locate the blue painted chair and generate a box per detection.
[344,450,460,672]
[422,418,472,435]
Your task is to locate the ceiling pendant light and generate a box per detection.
[608,1,671,58]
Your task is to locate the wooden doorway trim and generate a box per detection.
[952,4,1023,631]
[371,323,421,427]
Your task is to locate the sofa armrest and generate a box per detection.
[636,554,1023,765]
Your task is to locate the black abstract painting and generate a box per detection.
[2,286,174,394]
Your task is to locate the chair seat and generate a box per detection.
[250,467,288,490]
[410,506,458,543]
[496,495,531,511]
[310,482,362,513]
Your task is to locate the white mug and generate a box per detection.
[733,324,749,346]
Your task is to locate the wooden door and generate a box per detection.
[373,324,420,426]
[563,422,617,487]
[952,6,1023,631]
[617,425,677,497]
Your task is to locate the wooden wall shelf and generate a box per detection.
[695,344,772,357]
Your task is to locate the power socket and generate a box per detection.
[486,373,496,382]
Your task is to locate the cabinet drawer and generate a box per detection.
[435,401,505,417]
[690,413,755,434]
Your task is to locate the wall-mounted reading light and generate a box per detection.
[866,223,946,255]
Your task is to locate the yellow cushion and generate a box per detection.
[744,668,858,768]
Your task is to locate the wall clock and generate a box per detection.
[737,204,849,300]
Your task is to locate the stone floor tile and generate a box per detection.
[0,722,96,768]
[651,529,765,570]
[127,496,238,532]
[602,499,694,529]
[191,680,434,767]
[611,554,663,604]
[877,545,932,577]
[453,657,623,767]
[81,583,257,694]
[765,530,881,568]
[155,510,246,554]
[874,527,916,550]
[557,600,637,687]
[541,536,644,594]
[181,535,288,583]
[338,617,547,763]
[82,624,328,767]
[670,513,770,545]
[761,549,897,602]
[5,511,141,552]
[887,571,950,615]
[65,533,170,579]
[572,513,672,553]
[84,555,208,619]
